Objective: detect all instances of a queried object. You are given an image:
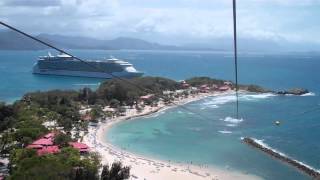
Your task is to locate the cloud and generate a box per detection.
[0,0,319,47]
[2,0,61,7]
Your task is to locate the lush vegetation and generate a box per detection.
[9,148,100,180]
[185,77,226,86]
[0,76,271,152]
[95,76,179,106]
[0,76,277,179]
[8,147,130,180]
[101,162,130,180]
[0,76,182,179]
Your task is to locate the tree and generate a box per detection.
[101,162,130,180]
[54,133,72,147]
[109,99,120,108]
[91,105,103,120]
[9,148,101,180]
[0,103,14,132]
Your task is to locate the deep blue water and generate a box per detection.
[1,50,320,179]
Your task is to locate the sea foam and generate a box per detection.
[201,93,275,109]
[221,116,243,124]
[241,93,276,100]
[250,138,320,173]
[218,130,232,134]
[226,123,237,127]
[301,92,316,96]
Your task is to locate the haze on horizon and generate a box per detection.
[1,0,320,51]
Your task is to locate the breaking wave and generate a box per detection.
[301,92,316,96]
[241,93,276,100]
[201,93,275,109]
[221,116,243,124]
[218,130,232,134]
[226,123,237,127]
[246,138,320,173]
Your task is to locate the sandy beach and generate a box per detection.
[83,91,262,180]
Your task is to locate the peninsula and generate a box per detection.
[0,76,309,179]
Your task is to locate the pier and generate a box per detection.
[242,137,320,179]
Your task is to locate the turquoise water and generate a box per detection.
[108,93,316,180]
[1,50,320,179]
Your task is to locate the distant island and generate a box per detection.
[0,30,222,51]
[0,76,309,179]
[2,30,320,52]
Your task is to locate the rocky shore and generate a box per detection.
[238,84,310,96]
[276,88,310,96]
[242,137,320,179]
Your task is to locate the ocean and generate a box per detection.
[1,49,320,179]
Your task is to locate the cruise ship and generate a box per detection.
[33,52,143,78]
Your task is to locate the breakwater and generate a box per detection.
[242,137,320,179]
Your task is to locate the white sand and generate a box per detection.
[83,91,262,180]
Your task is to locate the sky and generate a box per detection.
[1,0,320,49]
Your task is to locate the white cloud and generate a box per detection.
[0,0,320,45]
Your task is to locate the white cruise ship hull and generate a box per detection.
[33,66,143,79]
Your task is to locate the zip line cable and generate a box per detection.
[232,0,240,119]
[0,21,212,121]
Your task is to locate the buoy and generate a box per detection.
[275,121,281,126]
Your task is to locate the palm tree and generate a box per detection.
[101,162,130,180]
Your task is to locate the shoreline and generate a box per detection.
[83,90,262,180]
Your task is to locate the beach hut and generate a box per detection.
[180,81,190,89]
[140,94,154,100]
[103,107,116,112]
[211,84,219,91]
[199,84,210,93]
[79,108,92,115]
[163,90,174,95]
[140,94,155,105]
[224,81,233,86]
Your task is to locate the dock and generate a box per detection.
[242,137,320,179]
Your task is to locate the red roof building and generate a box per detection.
[219,86,230,91]
[32,138,54,146]
[69,142,90,153]
[26,144,43,149]
[200,84,208,88]
[26,132,90,156]
[180,81,190,89]
[44,133,55,139]
[199,84,210,93]
[37,145,60,156]
[140,94,154,100]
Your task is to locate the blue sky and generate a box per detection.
[1,0,320,48]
